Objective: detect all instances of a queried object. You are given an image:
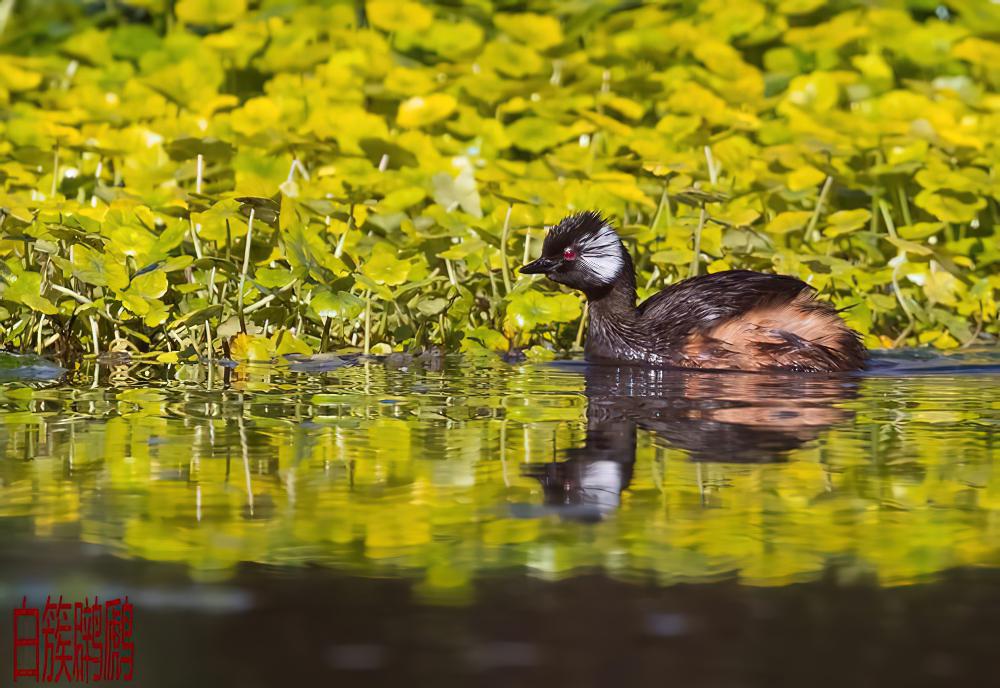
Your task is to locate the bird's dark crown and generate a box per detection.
[540,211,614,256]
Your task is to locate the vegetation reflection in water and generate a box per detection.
[0,353,998,598]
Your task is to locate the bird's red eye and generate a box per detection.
[562,247,577,261]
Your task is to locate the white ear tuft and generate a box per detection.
[578,223,624,285]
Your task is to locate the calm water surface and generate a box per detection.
[0,350,998,686]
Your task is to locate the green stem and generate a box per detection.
[806,175,833,241]
[363,290,371,355]
[320,316,332,353]
[237,208,255,334]
[89,316,100,357]
[573,302,588,350]
[689,206,706,279]
[896,181,912,227]
[204,321,213,364]
[500,204,513,294]
[51,145,60,198]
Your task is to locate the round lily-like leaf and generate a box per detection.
[494,13,564,49]
[897,222,944,240]
[506,117,572,153]
[361,245,412,286]
[176,0,247,26]
[767,211,813,234]
[505,291,581,331]
[397,93,457,129]
[310,289,364,320]
[784,72,839,111]
[480,41,544,77]
[787,166,826,191]
[72,244,130,290]
[2,272,57,315]
[366,1,433,33]
[914,189,986,223]
[164,137,235,162]
[229,333,274,362]
[416,297,449,317]
[823,209,871,237]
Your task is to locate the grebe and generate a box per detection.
[519,211,866,372]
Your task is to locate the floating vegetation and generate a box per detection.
[0,1,997,362]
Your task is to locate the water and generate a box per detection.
[0,350,998,686]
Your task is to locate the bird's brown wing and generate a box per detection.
[639,271,865,372]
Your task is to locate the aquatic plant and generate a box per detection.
[0,0,997,362]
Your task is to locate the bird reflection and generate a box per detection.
[524,364,858,520]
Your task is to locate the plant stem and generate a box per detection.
[320,317,332,353]
[51,146,60,197]
[238,208,255,334]
[896,181,912,227]
[363,290,371,355]
[689,206,707,279]
[878,200,898,239]
[500,204,513,294]
[574,302,588,350]
[806,175,833,241]
[189,218,203,260]
[204,321,213,364]
[89,316,100,357]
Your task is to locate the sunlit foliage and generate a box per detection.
[0,0,998,361]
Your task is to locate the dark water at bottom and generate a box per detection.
[0,349,997,686]
[2,543,998,688]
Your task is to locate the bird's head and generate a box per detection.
[519,211,628,296]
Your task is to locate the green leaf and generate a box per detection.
[432,167,482,217]
[3,272,57,315]
[175,0,247,26]
[310,289,364,320]
[416,297,449,317]
[283,224,349,282]
[366,1,433,33]
[255,267,296,290]
[170,305,223,330]
[480,41,544,77]
[884,236,933,256]
[462,326,508,352]
[72,244,129,290]
[397,93,457,129]
[494,13,564,49]
[361,243,412,286]
[823,209,871,237]
[767,211,813,234]
[914,189,986,223]
[505,291,581,331]
[897,222,945,240]
[506,117,572,153]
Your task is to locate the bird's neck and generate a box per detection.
[587,274,638,318]
[584,263,640,360]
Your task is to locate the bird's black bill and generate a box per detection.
[519,257,557,275]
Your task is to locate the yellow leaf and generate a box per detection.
[397,93,457,129]
[787,166,826,191]
[494,13,564,49]
[366,1,433,33]
[272,330,312,356]
[175,0,247,26]
[230,333,274,361]
[767,211,813,234]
